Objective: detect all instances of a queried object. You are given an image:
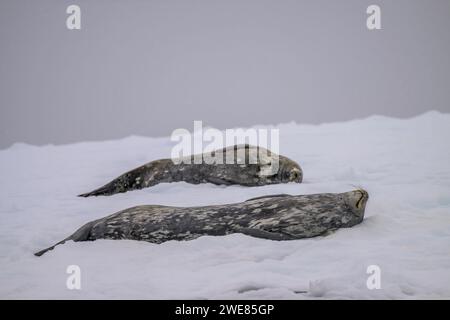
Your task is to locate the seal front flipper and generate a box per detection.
[245,194,291,202]
[236,228,296,241]
[205,176,234,186]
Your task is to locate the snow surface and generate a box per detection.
[0,112,449,299]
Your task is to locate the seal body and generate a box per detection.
[78,144,303,197]
[35,190,368,256]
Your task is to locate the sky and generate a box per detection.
[1,0,449,149]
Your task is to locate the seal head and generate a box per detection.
[278,160,303,183]
[342,189,369,227]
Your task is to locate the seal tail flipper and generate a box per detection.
[34,219,99,256]
[78,170,142,197]
[77,162,167,197]
[78,182,117,197]
[34,238,70,257]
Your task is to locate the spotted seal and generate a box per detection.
[35,189,368,256]
[78,144,303,197]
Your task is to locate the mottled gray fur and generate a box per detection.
[35,190,368,256]
[79,144,302,197]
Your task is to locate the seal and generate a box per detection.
[78,144,303,197]
[35,189,368,256]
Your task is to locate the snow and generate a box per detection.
[0,111,449,299]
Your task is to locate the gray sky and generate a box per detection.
[1,0,449,149]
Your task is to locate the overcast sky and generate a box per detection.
[1,0,449,149]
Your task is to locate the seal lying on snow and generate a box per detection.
[78,144,302,197]
[35,189,368,256]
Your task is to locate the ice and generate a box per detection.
[0,111,449,299]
